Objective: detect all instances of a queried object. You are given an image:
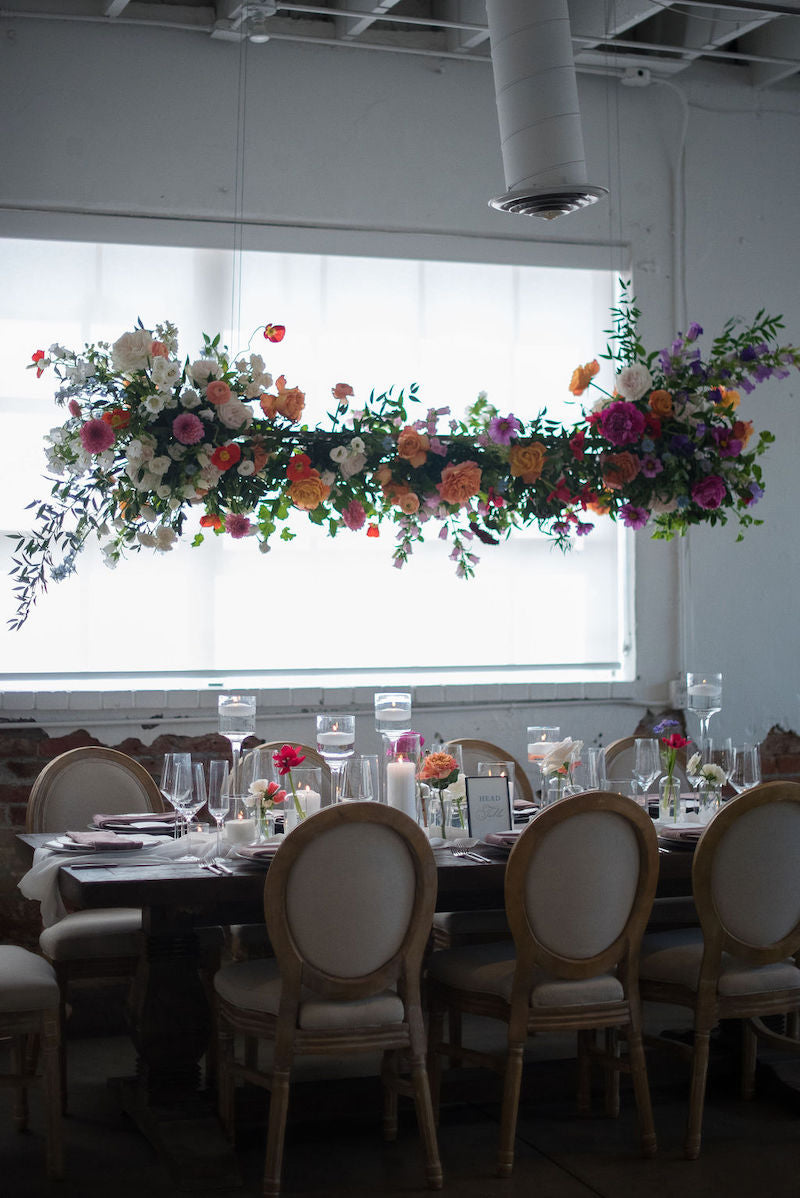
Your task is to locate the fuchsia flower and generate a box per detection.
[341,499,366,531]
[225,513,252,539]
[487,414,521,445]
[620,504,649,530]
[598,400,646,446]
[692,475,727,510]
[172,412,205,445]
[79,419,115,454]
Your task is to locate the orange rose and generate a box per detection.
[733,419,753,446]
[437,460,482,507]
[601,451,640,490]
[398,492,420,515]
[396,425,430,468]
[275,375,305,424]
[260,393,280,419]
[289,472,330,511]
[509,441,547,485]
[568,359,599,396]
[252,445,268,473]
[716,387,740,411]
[375,465,393,486]
[648,389,673,418]
[206,380,231,406]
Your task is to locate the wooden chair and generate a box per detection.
[443,738,534,804]
[214,802,443,1196]
[639,780,800,1159]
[604,735,688,789]
[427,790,658,1176]
[27,746,164,1109]
[0,945,63,1179]
[234,742,333,805]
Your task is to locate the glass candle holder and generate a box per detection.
[316,714,355,803]
[526,726,561,762]
[381,732,422,821]
[374,692,412,735]
[288,766,323,819]
[477,760,515,806]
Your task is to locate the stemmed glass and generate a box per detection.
[730,744,762,793]
[633,738,661,797]
[207,760,230,858]
[316,714,355,804]
[686,672,722,755]
[182,763,207,837]
[218,694,256,788]
[160,753,192,838]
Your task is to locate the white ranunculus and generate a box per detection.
[149,456,170,476]
[237,460,256,476]
[217,399,252,430]
[198,408,214,420]
[111,329,153,373]
[615,363,653,402]
[700,762,726,785]
[151,356,181,392]
[340,451,366,479]
[154,526,177,552]
[249,778,269,797]
[180,387,201,409]
[188,358,221,384]
[141,393,165,416]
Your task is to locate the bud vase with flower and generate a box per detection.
[541,738,582,805]
[272,744,308,833]
[686,752,726,821]
[419,751,461,837]
[655,720,690,822]
[248,777,288,841]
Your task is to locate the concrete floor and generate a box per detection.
[3,986,800,1198]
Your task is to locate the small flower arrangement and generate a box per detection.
[11,289,799,628]
[271,744,307,823]
[540,738,582,801]
[419,751,461,836]
[686,754,726,789]
[248,777,288,837]
[654,720,690,789]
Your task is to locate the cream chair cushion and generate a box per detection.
[640,928,800,996]
[0,945,60,1011]
[712,804,800,946]
[39,909,142,961]
[427,941,624,1008]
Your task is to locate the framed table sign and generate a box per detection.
[464,775,512,840]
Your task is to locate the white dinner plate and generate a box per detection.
[45,834,163,854]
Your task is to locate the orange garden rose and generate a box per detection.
[601,451,640,490]
[396,425,430,468]
[437,460,482,507]
[587,494,612,516]
[206,380,231,406]
[509,441,547,485]
[398,491,420,515]
[275,375,305,423]
[259,392,280,420]
[648,389,673,418]
[568,359,599,396]
[289,472,330,511]
[419,751,459,783]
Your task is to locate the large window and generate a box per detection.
[0,238,631,683]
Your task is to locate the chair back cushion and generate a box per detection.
[524,810,640,959]
[711,801,800,947]
[27,747,162,832]
[285,822,416,977]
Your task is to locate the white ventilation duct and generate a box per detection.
[486,0,607,220]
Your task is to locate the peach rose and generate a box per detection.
[259,393,280,420]
[206,380,231,406]
[437,460,482,507]
[648,389,673,418]
[289,472,330,511]
[150,340,169,359]
[587,495,612,516]
[375,464,393,486]
[398,492,420,515]
[601,451,640,490]
[509,441,547,485]
[252,445,268,474]
[277,385,305,423]
[568,359,599,396]
[396,425,430,468]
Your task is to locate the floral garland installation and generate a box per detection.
[11,287,799,628]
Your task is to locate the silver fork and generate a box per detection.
[450,845,492,863]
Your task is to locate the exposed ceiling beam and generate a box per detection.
[334,0,404,41]
[104,0,132,16]
[444,0,491,52]
[743,14,800,82]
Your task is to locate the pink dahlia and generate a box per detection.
[79,418,115,454]
[342,499,366,531]
[225,513,252,539]
[172,412,205,445]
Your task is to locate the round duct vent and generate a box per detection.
[489,184,608,221]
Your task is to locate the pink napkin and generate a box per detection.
[657,824,704,843]
[93,811,177,827]
[66,830,144,851]
[233,843,281,861]
[483,830,522,850]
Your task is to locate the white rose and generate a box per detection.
[149,456,170,475]
[154,526,177,552]
[111,329,153,373]
[188,358,221,384]
[340,451,366,479]
[151,356,181,392]
[237,460,256,476]
[217,399,252,430]
[249,779,269,797]
[180,388,201,409]
[615,363,653,402]
[137,530,156,549]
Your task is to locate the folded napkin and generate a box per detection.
[233,839,283,861]
[93,811,178,828]
[483,830,522,850]
[657,823,704,843]
[66,830,144,851]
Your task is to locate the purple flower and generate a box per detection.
[640,455,664,478]
[670,434,694,457]
[620,504,649,530]
[740,345,758,362]
[689,361,707,380]
[745,482,764,506]
[172,412,205,445]
[487,413,521,445]
[691,474,726,510]
[341,499,366,531]
[79,419,115,454]
[686,322,703,341]
[706,388,724,404]
[658,348,674,374]
[711,427,743,458]
[740,377,756,394]
[597,400,646,447]
[575,521,594,536]
[225,513,252,539]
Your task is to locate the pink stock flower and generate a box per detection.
[172,412,205,445]
[79,419,115,454]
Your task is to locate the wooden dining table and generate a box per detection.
[20,831,693,1190]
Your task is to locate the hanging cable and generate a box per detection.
[230,10,250,346]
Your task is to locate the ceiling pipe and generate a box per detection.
[486,0,607,220]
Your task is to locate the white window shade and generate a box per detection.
[0,238,630,683]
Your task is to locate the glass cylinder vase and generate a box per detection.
[381,733,422,821]
[659,776,681,823]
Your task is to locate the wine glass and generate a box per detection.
[359,754,380,802]
[182,763,207,838]
[207,759,230,858]
[160,753,192,838]
[218,694,256,785]
[316,714,355,803]
[730,745,761,794]
[633,738,661,797]
[686,672,722,755]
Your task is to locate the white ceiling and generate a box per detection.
[5,1,800,90]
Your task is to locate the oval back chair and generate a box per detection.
[603,735,688,791]
[443,738,534,804]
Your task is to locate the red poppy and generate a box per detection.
[662,733,690,750]
[366,524,380,538]
[210,444,241,471]
[264,323,286,343]
[31,349,46,377]
[272,744,306,776]
[286,453,313,481]
[199,513,223,530]
[101,408,131,431]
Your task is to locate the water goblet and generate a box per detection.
[207,759,230,858]
[316,714,355,803]
[730,744,761,794]
[633,738,661,797]
[686,672,722,755]
[359,754,381,802]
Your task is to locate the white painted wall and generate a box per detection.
[1,18,798,745]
